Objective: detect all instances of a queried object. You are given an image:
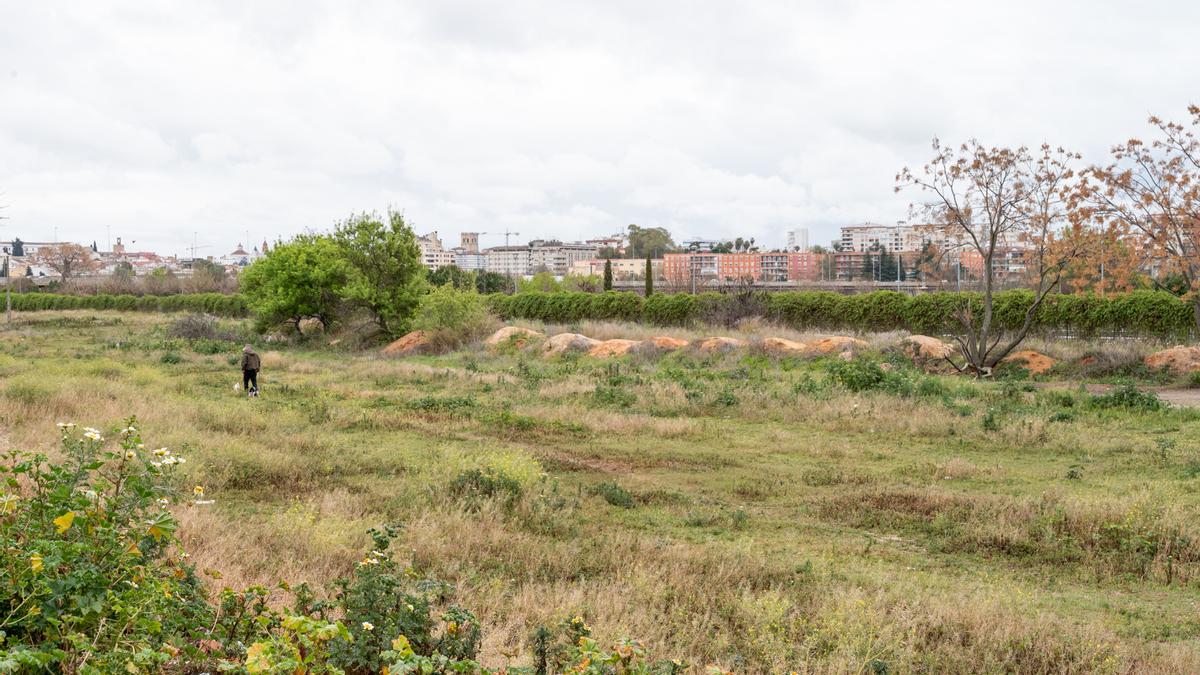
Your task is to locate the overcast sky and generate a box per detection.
[2,1,1198,256]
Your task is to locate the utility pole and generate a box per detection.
[503,228,520,248]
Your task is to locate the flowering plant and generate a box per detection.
[0,418,214,671]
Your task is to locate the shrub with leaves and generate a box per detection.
[411,285,497,351]
[0,419,213,672]
[1088,384,1165,412]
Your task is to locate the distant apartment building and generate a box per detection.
[839,223,917,253]
[681,239,725,252]
[529,241,600,275]
[585,235,626,255]
[786,228,809,252]
[417,232,456,271]
[662,251,823,285]
[569,258,662,280]
[453,251,486,271]
[484,246,532,276]
[959,246,1029,284]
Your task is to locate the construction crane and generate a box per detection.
[470,229,522,248]
[187,232,214,261]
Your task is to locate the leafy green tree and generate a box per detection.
[879,249,897,282]
[333,211,425,337]
[562,274,601,292]
[626,224,675,258]
[474,271,513,294]
[518,271,560,292]
[239,235,350,330]
[644,257,654,296]
[428,265,475,289]
[603,260,613,291]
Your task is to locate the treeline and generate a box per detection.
[489,289,1196,339]
[6,292,248,316]
[8,288,1195,339]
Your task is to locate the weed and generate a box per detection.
[407,396,476,413]
[713,389,740,407]
[1090,385,1164,412]
[449,468,523,505]
[982,408,1000,432]
[591,481,636,509]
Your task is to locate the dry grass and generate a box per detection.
[4,310,1200,672]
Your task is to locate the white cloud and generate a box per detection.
[1,0,1198,253]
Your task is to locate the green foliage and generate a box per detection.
[603,259,613,291]
[645,257,654,297]
[239,234,350,330]
[333,210,426,337]
[473,270,513,295]
[0,420,212,672]
[243,615,350,674]
[1089,385,1165,412]
[826,359,889,392]
[626,224,675,259]
[411,285,495,350]
[449,468,523,505]
[406,396,476,414]
[592,482,636,509]
[426,265,476,290]
[488,289,1198,338]
[518,271,561,293]
[7,292,248,316]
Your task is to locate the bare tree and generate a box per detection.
[897,140,1083,376]
[1081,106,1200,326]
[37,243,98,281]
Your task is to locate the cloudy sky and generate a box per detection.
[2,1,1198,256]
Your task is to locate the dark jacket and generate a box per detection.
[241,351,261,371]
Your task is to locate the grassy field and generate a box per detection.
[3,311,1200,672]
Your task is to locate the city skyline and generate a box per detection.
[3,2,1199,254]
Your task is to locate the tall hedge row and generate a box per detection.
[7,292,248,317]
[489,289,1197,339]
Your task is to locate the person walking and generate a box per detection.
[240,344,261,397]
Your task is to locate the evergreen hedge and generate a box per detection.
[489,289,1197,339]
[7,292,248,317]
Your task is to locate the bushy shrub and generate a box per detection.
[592,481,636,509]
[1089,385,1165,412]
[411,285,497,350]
[8,292,248,317]
[826,358,889,392]
[449,468,523,504]
[486,289,1196,338]
[0,420,213,671]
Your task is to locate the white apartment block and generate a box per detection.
[528,241,600,276]
[839,223,913,253]
[786,228,809,251]
[454,251,486,271]
[485,246,532,276]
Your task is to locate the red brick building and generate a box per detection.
[663,252,824,284]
